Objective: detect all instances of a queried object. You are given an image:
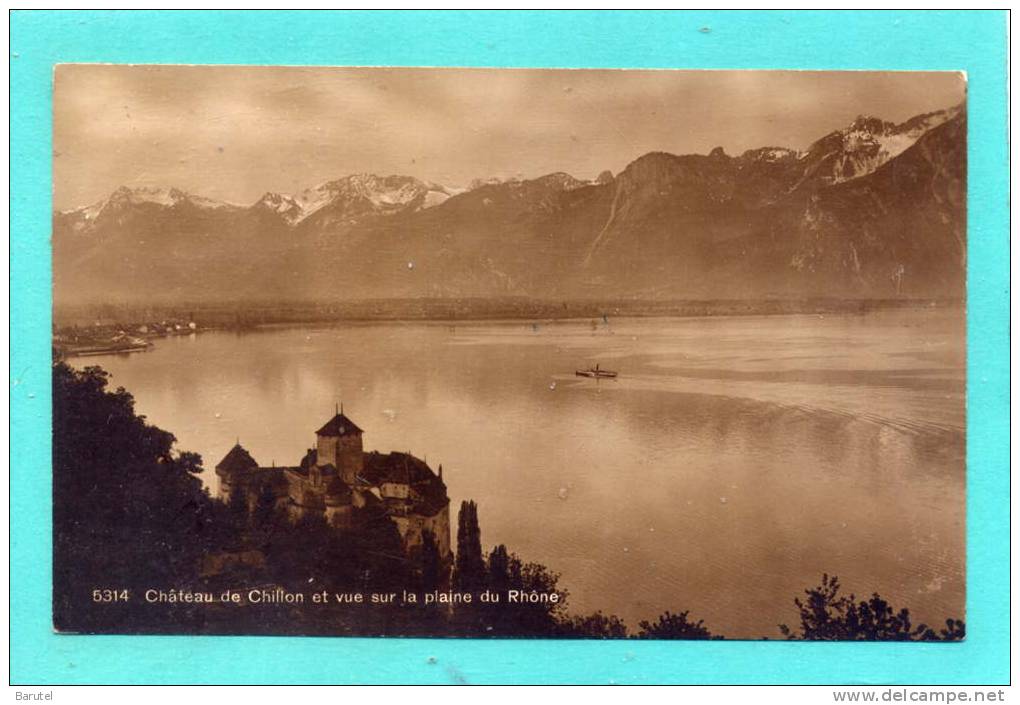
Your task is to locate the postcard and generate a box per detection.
[51,66,967,641]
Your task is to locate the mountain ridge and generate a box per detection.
[53,104,966,304]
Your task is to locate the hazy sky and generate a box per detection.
[53,66,966,210]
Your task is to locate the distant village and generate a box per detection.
[51,294,961,359]
[52,315,204,358]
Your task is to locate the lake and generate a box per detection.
[73,308,965,638]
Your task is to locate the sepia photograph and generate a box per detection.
[50,66,967,641]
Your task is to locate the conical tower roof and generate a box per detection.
[315,411,364,437]
[215,443,258,475]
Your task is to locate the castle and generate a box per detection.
[214,408,451,561]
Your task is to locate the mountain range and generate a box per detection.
[53,104,966,305]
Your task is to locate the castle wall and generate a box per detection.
[427,504,452,559]
[392,515,414,546]
[218,475,261,510]
[220,423,449,562]
[217,479,233,503]
[316,435,339,468]
[337,434,364,483]
[381,481,409,499]
[391,504,451,559]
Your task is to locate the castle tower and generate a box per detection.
[315,407,364,484]
[214,442,259,502]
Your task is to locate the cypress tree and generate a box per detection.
[453,500,485,592]
[419,529,443,592]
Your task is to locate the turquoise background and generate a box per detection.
[10,10,1009,684]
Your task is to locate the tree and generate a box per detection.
[559,611,629,638]
[176,451,204,475]
[346,503,410,591]
[453,500,485,593]
[480,543,568,636]
[637,610,716,639]
[779,574,965,641]
[261,502,410,595]
[52,362,231,632]
[486,543,515,594]
[226,482,250,534]
[418,529,445,592]
[251,482,278,529]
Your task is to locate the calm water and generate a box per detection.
[75,309,965,637]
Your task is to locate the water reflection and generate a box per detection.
[75,309,965,637]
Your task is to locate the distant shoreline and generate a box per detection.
[53,297,964,329]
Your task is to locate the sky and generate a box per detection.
[53,66,966,210]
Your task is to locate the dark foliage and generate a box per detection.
[558,611,629,638]
[251,482,278,531]
[53,362,602,637]
[453,500,485,592]
[53,362,235,632]
[52,363,964,640]
[258,503,410,595]
[475,544,569,637]
[417,529,445,592]
[636,610,717,640]
[779,574,965,641]
[53,362,413,634]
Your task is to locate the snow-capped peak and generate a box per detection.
[533,172,587,191]
[259,174,459,225]
[740,146,802,163]
[254,192,304,224]
[466,172,592,192]
[467,176,523,191]
[805,103,963,184]
[108,185,187,207]
[59,186,238,225]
